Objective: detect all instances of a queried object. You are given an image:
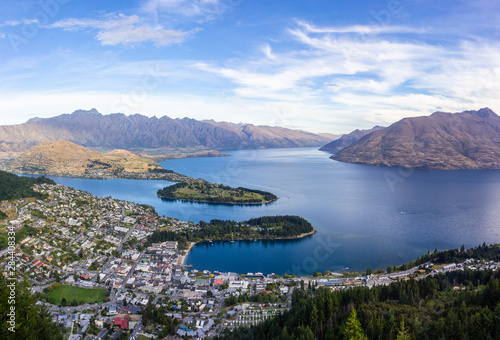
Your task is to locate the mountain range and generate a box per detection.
[0,109,335,159]
[319,125,384,153]
[332,108,500,170]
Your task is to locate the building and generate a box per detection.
[113,315,130,330]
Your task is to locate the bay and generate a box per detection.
[33,147,500,275]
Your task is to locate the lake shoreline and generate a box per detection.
[179,241,196,266]
[157,195,278,205]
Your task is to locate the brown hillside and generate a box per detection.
[333,108,500,170]
[6,140,162,174]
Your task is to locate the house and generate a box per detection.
[108,306,118,316]
[113,315,130,330]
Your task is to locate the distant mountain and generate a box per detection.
[333,108,500,170]
[0,109,332,159]
[5,140,163,175]
[319,126,384,153]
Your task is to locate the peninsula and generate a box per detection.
[149,215,316,250]
[157,181,278,204]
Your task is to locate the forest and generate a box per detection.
[147,215,315,249]
[218,268,500,340]
[0,170,55,201]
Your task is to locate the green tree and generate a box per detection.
[0,275,63,339]
[396,319,411,340]
[344,308,368,340]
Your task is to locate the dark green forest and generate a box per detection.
[0,170,55,201]
[218,269,500,340]
[148,215,315,249]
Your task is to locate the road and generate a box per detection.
[128,317,142,340]
[118,223,138,251]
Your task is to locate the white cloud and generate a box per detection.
[194,21,500,130]
[0,19,39,27]
[143,0,234,22]
[295,20,425,35]
[51,13,196,47]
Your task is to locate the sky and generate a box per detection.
[0,0,499,134]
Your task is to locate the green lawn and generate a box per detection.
[46,285,108,305]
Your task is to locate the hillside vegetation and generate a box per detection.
[0,170,54,201]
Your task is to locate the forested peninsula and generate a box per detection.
[148,215,315,249]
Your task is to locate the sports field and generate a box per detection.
[46,285,108,305]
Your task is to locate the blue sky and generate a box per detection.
[0,0,499,133]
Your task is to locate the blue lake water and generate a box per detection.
[35,147,500,275]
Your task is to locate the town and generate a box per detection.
[1,183,499,340]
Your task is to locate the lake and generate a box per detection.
[37,147,500,275]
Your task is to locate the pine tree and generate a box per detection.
[0,276,63,339]
[396,319,411,340]
[343,308,368,340]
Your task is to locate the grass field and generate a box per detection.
[46,285,108,305]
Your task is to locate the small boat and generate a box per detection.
[230,240,235,243]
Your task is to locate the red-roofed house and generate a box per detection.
[113,315,130,330]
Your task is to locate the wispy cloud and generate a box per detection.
[47,1,235,47]
[143,0,234,23]
[195,20,500,127]
[51,13,197,47]
[0,19,39,27]
[295,20,425,35]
